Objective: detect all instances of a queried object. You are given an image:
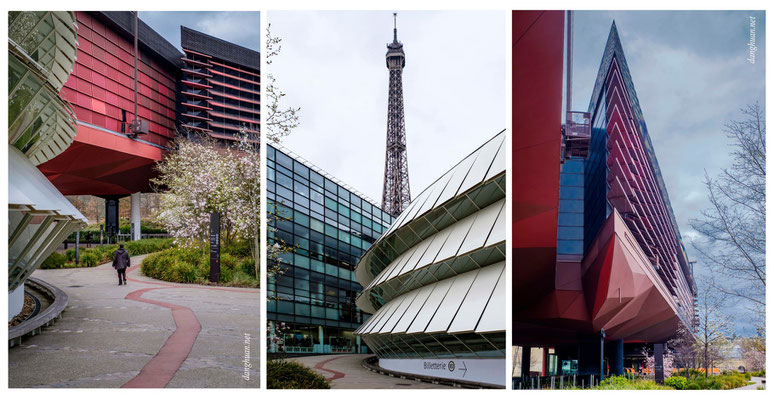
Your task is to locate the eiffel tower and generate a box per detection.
[381,13,411,217]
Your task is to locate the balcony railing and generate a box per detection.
[563,111,591,159]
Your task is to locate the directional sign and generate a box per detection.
[380,358,503,387]
[209,212,220,283]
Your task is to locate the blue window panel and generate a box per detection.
[310,259,325,273]
[558,226,583,240]
[324,196,337,211]
[277,300,293,315]
[559,199,584,212]
[310,218,324,233]
[294,211,310,227]
[295,303,311,316]
[310,170,324,186]
[277,186,293,203]
[267,146,276,161]
[276,151,292,170]
[311,305,325,318]
[324,223,337,238]
[562,159,585,173]
[293,160,310,178]
[310,201,324,216]
[310,190,324,205]
[560,173,583,187]
[558,212,583,226]
[557,240,583,254]
[559,186,584,200]
[277,172,293,189]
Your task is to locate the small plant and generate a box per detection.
[40,252,67,269]
[80,252,99,267]
[267,359,329,389]
[665,376,688,390]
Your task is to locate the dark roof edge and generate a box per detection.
[180,26,260,71]
[90,11,184,70]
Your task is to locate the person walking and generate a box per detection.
[113,243,131,285]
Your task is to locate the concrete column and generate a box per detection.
[356,335,362,353]
[318,325,325,346]
[542,347,549,376]
[610,339,624,376]
[131,192,141,241]
[521,346,531,378]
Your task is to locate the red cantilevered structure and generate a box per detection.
[513,12,696,383]
[38,12,182,196]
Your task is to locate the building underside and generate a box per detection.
[513,11,695,384]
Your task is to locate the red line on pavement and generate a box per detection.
[121,287,202,388]
[314,356,348,381]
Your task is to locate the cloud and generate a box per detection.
[138,11,260,52]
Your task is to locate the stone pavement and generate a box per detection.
[733,376,766,390]
[290,354,457,389]
[8,255,260,388]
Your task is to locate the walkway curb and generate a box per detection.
[9,278,68,347]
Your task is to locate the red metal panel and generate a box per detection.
[513,10,565,323]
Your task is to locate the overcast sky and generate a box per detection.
[139,11,260,52]
[268,11,506,204]
[571,11,765,334]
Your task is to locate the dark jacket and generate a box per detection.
[113,248,130,269]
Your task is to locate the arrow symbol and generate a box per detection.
[459,361,468,377]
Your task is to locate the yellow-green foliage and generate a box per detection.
[140,246,258,287]
[41,239,175,269]
[267,359,330,389]
[596,376,673,390]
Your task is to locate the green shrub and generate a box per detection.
[222,239,252,258]
[601,376,629,387]
[122,238,174,256]
[239,258,257,277]
[64,248,77,262]
[751,369,765,377]
[685,382,700,390]
[665,376,688,390]
[267,359,329,389]
[140,246,258,287]
[80,252,99,267]
[40,252,67,269]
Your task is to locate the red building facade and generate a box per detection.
[513,11,696,384]
[38,11,183,196]
[180,26,260,141]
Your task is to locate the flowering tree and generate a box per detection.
[642,347,675,378]
[265,23,300,144]
[152,135,242,247]
[152,132,262,279]
[740,335,766,372]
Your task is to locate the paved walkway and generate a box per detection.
[733,376,766,390]
[9,255,259,388]
[289,354,456,389]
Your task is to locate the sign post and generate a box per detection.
[209,212,220,283]
[654,343,664,384]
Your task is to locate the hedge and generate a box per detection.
[140,246,258,287]
[267,359,330,389]
[40,238,175,269]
